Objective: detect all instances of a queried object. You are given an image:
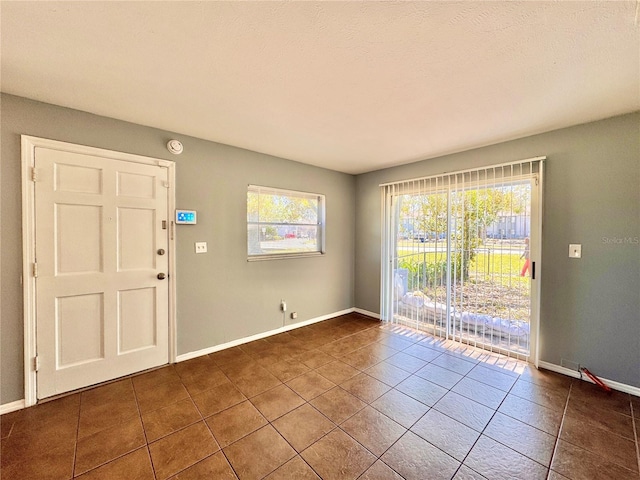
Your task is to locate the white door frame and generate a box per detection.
[531,160,544,368]
[21,135,177,407]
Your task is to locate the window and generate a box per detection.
[247,185,325,260]
[380,157,543,359]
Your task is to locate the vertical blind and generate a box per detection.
[380,157,544,358]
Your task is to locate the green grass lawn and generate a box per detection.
[396,248,530,321]
[397,249,529,289]
[471,251,528,283]
[397,239,523,252]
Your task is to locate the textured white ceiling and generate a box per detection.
[2,1,639,174]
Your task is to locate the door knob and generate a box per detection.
[157,273,166,280]
[157,249,165,255]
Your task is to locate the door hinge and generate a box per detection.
[32,262,38,278]
[33,356,40,372]
[31,167,38,182]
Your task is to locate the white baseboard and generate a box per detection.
[1,399,25,415]
[176,308,356,363]
[4,308,368,413]
[538,361,640,397]
[353,308,381,319]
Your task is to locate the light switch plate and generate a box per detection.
[195,242,207,254]
[569,244,582,258]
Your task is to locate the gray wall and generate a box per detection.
[2,93,638,404]
[355,112,640,388]
[0,94,356,404]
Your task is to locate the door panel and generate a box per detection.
[56,293,104,368]
[118,207,156,270]
[118,287,157,353]
[35,147,169,399]
[55,163,103,194]
[117,171,156,198]
[56,204,103,274]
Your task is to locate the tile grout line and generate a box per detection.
[260,324,380,477]
[413,338,542,477]
[196,347,341,478]
[131,376,164,480]
[341,345,440,478]
[632,400,640,476]
[554,385,640,476]
[545,380,573,479]
[72,379,148,479]
[188,361,245,480]
[170,372,218,480]
[450,335,497,479]
[374,345,521,479]
[5,420,15,439]
[11,318,629,480]
[176,359,276,477]
[128,378,154,480]
[453,362,523,479]
[364,320,528,477]
[268,330,413,479]
[71,392,83,479]
[413,355,471,479]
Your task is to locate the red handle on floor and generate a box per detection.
[581,367,612,393]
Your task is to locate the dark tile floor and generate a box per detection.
[1,313,639,479]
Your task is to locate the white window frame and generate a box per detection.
[247,185,326,261]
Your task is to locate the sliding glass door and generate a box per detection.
[381,159,543,360]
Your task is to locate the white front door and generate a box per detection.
[34,147,170,399]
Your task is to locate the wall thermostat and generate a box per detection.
[176,210,197,224]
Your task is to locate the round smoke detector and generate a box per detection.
[167,139,184,155]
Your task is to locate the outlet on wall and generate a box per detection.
[290,312,298,320]
[195,242,207,254]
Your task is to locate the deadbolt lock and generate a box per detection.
[157,249,165,255]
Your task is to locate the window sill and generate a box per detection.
[247,251,325,262]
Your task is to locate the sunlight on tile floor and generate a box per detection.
[2,313,638,479]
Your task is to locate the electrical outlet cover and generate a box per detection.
[569,244,581,258]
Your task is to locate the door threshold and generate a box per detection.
[35,363,171,406]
